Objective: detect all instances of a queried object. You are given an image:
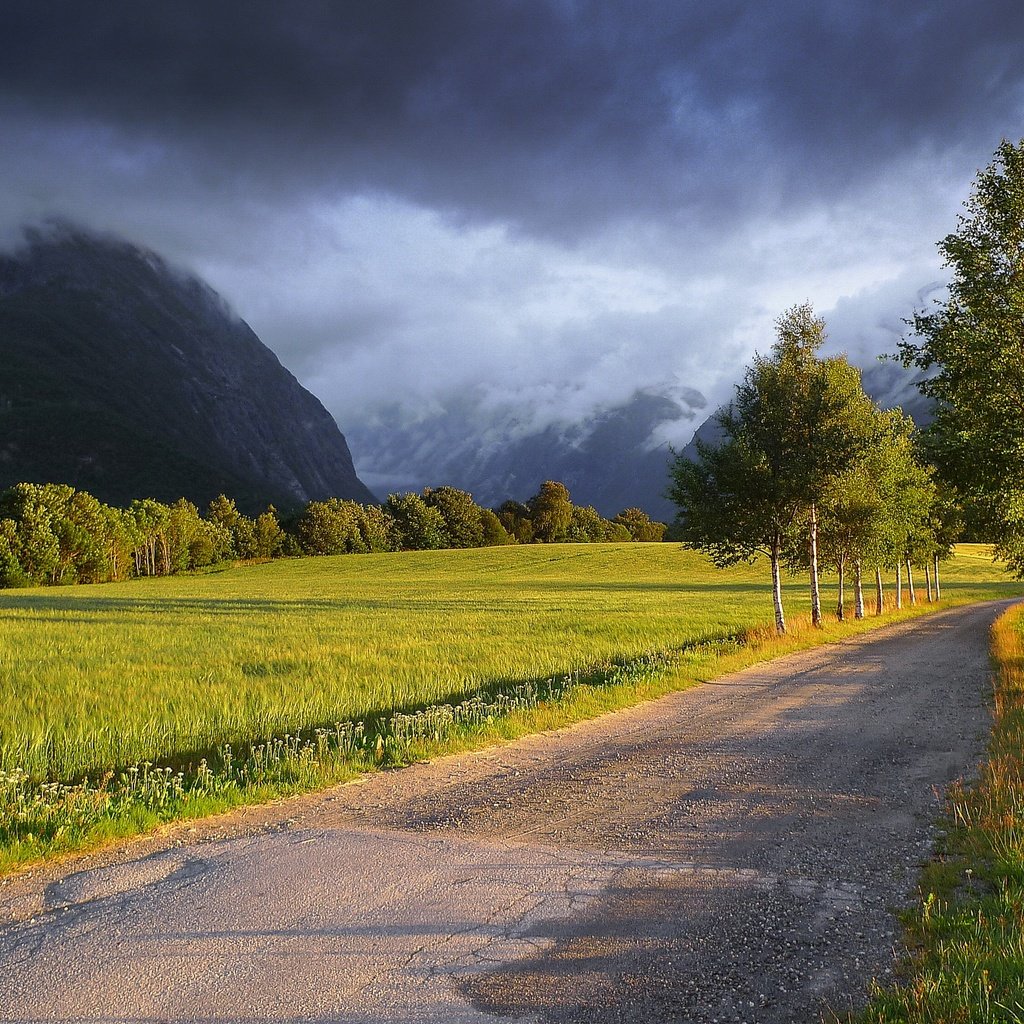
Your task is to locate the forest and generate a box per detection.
[0,477,667,589]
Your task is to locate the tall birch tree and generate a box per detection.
[669,303,873,632]
[900,139,1024,572]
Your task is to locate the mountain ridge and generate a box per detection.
[0,224,375,513]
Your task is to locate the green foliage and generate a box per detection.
[385,492,448,550]
[207,494,263,560]
[614,507,667,542]
[0,520,27,588]
[670,304,902,632]
[0,472,670,588]
[254,507,286,559]
[296,498,371,555]
[422,486,485,548]
[354,503,397,553]
[817,409,931,572]
[567,504,608,542]
[603,521,632,542]
[901,139,1024,573]
[497,500,535,544]
[479,507,512,546]
[528,480,574,542]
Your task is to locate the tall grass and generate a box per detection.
[853,598,1024,1022]
[0,542,1017,873]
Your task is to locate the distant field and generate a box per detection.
[0,543,1018,782]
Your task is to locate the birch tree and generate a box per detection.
[668,422,799,634]
[900,139,1024,572]
[669,304,872,632]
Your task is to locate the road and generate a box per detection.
[0,601,1010,1023]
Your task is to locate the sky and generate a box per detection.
[2,0,1023,457]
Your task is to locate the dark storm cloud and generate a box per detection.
[4,1,1022,236]
[2,0,1023,460]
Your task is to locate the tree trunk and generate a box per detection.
[895,563,902,609]
[875,566,883,615]
[771,536,786,635]
[906,558,916,605]
[809,503,822,628]
[925,563,933,602]
[855,559,865,619]
[933,553,942,600]
[836,554,845,621]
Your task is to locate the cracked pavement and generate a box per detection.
[0,600,1011,1022]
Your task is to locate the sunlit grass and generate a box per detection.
[0,542,1015,782]
[0,542,1018,874]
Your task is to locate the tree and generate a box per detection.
[613,507,667,542]
[0,519,26,588]
[566,504,607,542]
[817,409,929,620]
[296,499,368,555]
[254,506,286,559]
[385,493,447,550]
[767,307,876,625]
[924,483,963,600]
[528,481,573,543]
[479,508,512,546]
[422,486,484,548]
[670,305,875,632]
[130,498,172,575]
[670,419,799,634]
[900,139,1024,571]
[496,500,534,544]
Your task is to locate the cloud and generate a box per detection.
[0,0,1021,461]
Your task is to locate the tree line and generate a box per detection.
[670,138,1024,633]
[0,479,667,589]
[668,304,960,634]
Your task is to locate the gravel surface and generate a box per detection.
[0,600,1010,1022]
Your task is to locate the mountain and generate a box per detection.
[348,359,931,524]
[348,384,709,521]
[0,225,375,513]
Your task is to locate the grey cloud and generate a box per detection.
[3,2,1022,238]
[0,0,1020,479]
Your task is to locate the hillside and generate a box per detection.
[348,361,931,521]
[349,384,709,520]
[0,225,375,512]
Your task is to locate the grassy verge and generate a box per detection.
[0,585,1007,877]
[852,600,1024,1023]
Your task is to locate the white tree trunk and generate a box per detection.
[906,558,916,605]
[895,563,902,609]
[875,566,883,615]
[925,563,933,601]
[933,553,942,600]
[854,559,865,619]
[771,537,786,635]
[809,503,822,627]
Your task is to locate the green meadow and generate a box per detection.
[1,542,1019,785]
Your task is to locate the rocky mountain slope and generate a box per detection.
[348,361,930,522]
[0,225,374,512]
[348,384,709,521]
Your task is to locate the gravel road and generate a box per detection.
[0,600,1011,1023]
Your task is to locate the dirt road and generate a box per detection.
[0,601,1010,1022]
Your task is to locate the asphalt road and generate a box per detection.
[0,600,1010,1023]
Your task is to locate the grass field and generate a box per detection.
[0,542,1020,873]
[1,542,1018,785]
